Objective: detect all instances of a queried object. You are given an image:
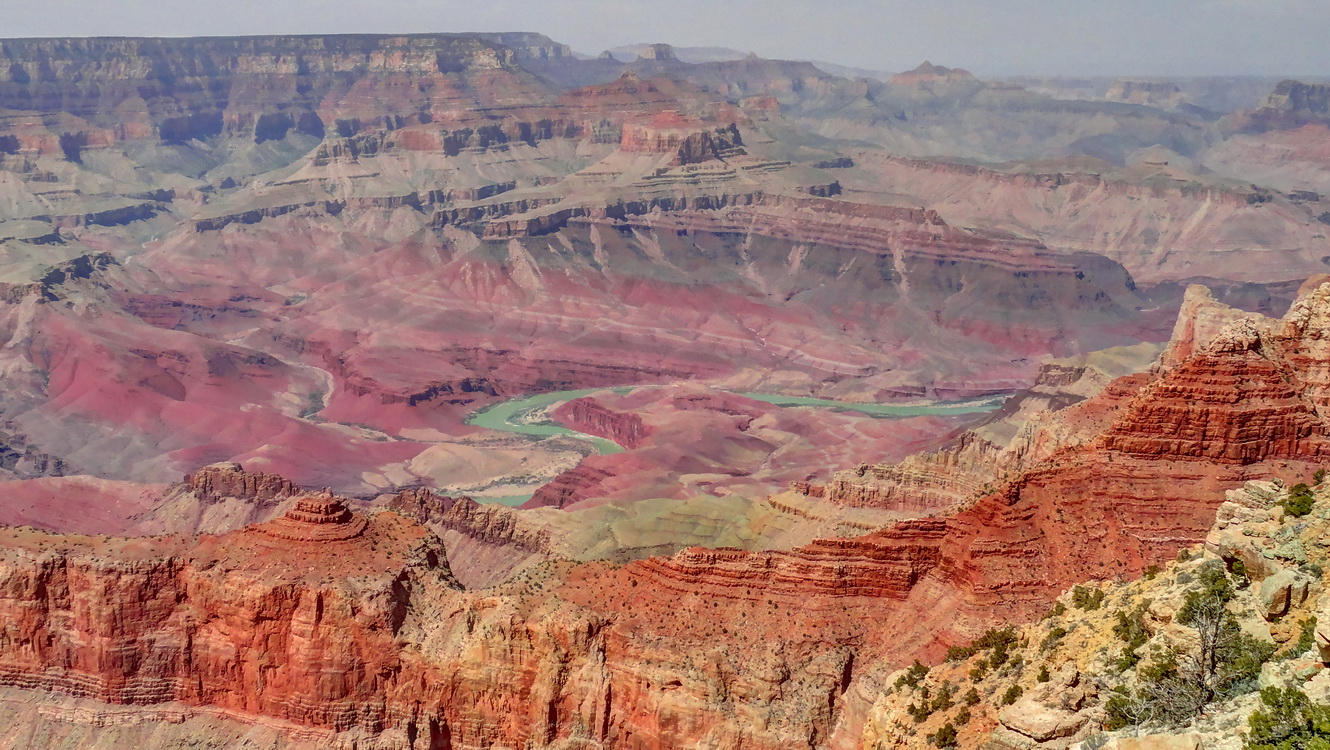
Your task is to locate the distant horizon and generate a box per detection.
[3,0,1329,79]
[0,32,1323,82]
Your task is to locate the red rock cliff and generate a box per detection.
[2,286,1330,749]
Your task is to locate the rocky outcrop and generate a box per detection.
[1097,321,1330,463]
[995,664,1102,744]
[33,252,118,302]
[1241,80,1330,131]
[254,491,368,541]
[635,43,678,62]
[620,115,745,165]
[182,461,301,506]
[0,35,544,152]
[1273,281,1330,421]
[476,32,574,62]
[851,151,1328,283]
[192,199,347,232]
[385,488,552,554]
[526,463,617,509]
[889,61,980,91]
[1258,568,1310,619]
[125,463,308,536]
[860,472,1330,750]
[554,397,650,449]
[633,519,949,599]
[0,494,880,750]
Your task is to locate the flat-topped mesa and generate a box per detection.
[636,43,678,62]
[620,112,745,165]
[1260,80,1330,119]
[1228,79,1330,133]
[184,461,301,504]
[255,490,368,541]
[1105,79,1186,108]
[890,60,980,90]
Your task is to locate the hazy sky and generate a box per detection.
[3,0,1328,77]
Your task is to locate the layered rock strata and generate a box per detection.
[639,285,1330,630]
[0,285,1329,748]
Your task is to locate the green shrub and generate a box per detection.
[1113,605,1151,672]
[1001,685,1024,705]
[894,660,929,690]
[1314,468,1327,485]
[1283,483,1316,518]
[948,626,1019,666]
[1037,665,1050,682]
[946,645,977,662]
[1104,687,1139,731]
[1108,572,1275,729]
[1230,559,1253,589]
[973,625,1019,650]
[930,722,959,749]
[1072,585,1107,611]
[1041,626,1068,652]
[931,682,956,713]
[955,706,972,725]
[1245,686,1330,749]
[1116,648,1143,672]
[1179,561,1235,618]
[1278,617,1318,662]
[907,683,934,722]
[962,687,980,706]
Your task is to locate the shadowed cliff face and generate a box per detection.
[0,35,540,141]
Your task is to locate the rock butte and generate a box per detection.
[255,492,368,541]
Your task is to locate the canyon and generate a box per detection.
[0,33,1321,499]
[1,282,1328,749]
[0,30,1328,749]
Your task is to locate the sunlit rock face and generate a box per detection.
[0,286,1327,749]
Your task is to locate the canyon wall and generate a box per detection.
[0,286,1327,748]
